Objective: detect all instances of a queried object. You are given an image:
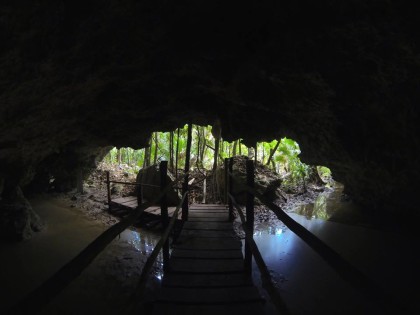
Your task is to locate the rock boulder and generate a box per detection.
[136,165,181,206]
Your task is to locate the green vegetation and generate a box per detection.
[102,124,332,187]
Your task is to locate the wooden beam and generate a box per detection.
[228,158,234,221]
[245,159,254,274]
[160,161,169,227]
[160,160,170,272]
[182,123,192,220]
[106,171,111,211]
[229,195,290,315]
[224,158,228,203]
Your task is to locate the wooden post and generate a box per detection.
[182,123,192,220]
[224,158,228,204]
[254,143,257,163]
[202,171,207,204]
[160,161,169,271]
[160,161,169,227]
[106,171,111,211]
[245,159,255,274]
[228,157,234,221]
[137,184,143,206]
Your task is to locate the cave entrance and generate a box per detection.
[92,124,335,224]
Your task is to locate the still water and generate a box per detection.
[248,184,419,314]
[2,190,419,314]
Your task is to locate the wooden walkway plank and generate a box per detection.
[162,273,252,288]
[182,222,233,231]
[188,209,228,215]
[156,287,264,304]
[110,197,182,219]
[152,302,264,315]
[111,196,137,204]
[179,229,236,238]
[187,217,229,222]
[188,212,229,218]
[149,204,265,314]
[169,258,245,273]
[172,238,242,250]
[170,249,243,260]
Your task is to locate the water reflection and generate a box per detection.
[254,224,285,236]
[295,193,332,220]
[122,229,165,281]
[126,230,156,255]
[294,184,347,221]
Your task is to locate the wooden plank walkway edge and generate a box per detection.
[148,204,265,315]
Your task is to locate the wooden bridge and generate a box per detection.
[103,159,268,313]
[8,155,402,314]
[150,203,265,314]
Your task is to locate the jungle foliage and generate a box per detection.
[102,124,332,186]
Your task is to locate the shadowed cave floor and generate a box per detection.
[1,196,419,314]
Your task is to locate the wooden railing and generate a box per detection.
[8,161,190,314]
[225,157,403,314]
[125,191,188,312]
[105,170,160,210]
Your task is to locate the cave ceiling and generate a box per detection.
[0,0,419,215]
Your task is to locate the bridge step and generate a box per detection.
[169,258,245,273]
[152,301,264,315]
[162,273,252,288]
[172,237,242,250]
[171,249,243,259]
[182,221,233,230]
[188,212,229,218]
[155,286,264,304]
[179,229,236,238]
[187,216,229,222]
[150,204,264,314]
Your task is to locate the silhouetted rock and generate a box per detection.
[136,165,181,206]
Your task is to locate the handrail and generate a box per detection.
[125,192,188,311]
[241,183,374,289]
[227,167,404,312]
[105,180,160,188]
[228,193,290,315]
[7,174,184,314]
[226,168,373,288]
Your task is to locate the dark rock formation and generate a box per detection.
[0,185,44,241]
[217,156,286,205]
[136,165,181,206]
[1,1,419,238]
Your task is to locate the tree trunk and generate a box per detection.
[175,128,180,179]
[117,149,122,165]
[169,131,174,171]
[254,144,257,163]
[143,137,152,168]
[200,127,206,167]
[238,140,242,155]
[248,146,254,159]
[196,125,201,168]
[266,139,281,166]
[153,132,158,165]
[182,123,193,220]
[232,140,238,156]
[261,143,265,164]
[213,138,220,173]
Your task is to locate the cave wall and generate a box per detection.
[1,0,419,232]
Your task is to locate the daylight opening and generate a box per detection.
[94,124,338,223]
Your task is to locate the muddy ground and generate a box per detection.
[50,161,332,235]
